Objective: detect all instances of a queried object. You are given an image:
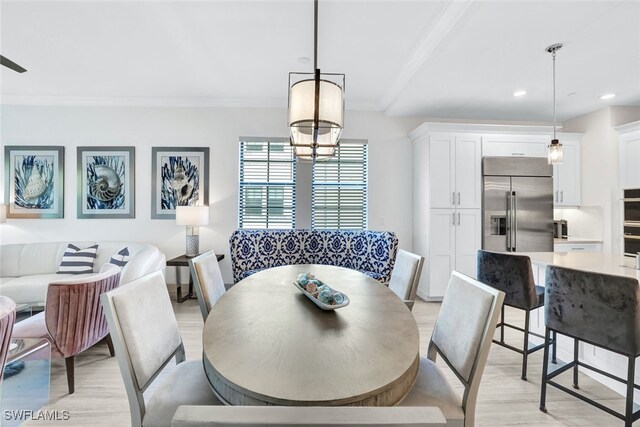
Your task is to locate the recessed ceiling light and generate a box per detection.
[297,57,310,64]
[600,93,616,100]
[513,90,527,97]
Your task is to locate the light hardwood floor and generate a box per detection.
[22,296,625,426]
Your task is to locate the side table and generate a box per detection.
[167,253,224,303]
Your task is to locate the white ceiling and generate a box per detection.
[1,0,639,121]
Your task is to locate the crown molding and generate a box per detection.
[615,120,640,133]
[379,0,476,112]
[408,121,572,141]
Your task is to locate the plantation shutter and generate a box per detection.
[312,141,368,229]
[238,140,296,229]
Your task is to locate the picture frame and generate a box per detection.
[151,147,209,219]
[77,146,135,219]
[4,145,65,219]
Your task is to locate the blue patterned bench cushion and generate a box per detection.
[229,229,399,284]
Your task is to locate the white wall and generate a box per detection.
[562,106,640,253]
[0,105,422,283]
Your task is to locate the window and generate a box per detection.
[312,141,368,229]
[238,139,296,229]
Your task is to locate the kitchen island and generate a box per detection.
[516,251,640,402]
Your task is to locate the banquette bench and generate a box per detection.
[229,229,399,284]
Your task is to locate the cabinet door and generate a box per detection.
[455,135,481,209]
[455,209,481,279]
[482,134,548,158]
[429,209,456,298]
[554,140,580,206]
[623,132,640,188]
[429,134,455,208]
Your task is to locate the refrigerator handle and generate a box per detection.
[506,192,512,251]
[512,191,517,252]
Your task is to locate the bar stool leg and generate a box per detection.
[551,330,557,364]
[500,305,505,343]
[625,356,635,427]
[522,310,530,381]
[540,327,551,413]
[572,338,579,389]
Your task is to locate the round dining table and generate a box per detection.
[202,264,420,406]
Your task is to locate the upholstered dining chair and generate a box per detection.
[171,406,446,427]
[0,296,17,382]
[476,250,556,381]
[12,263,121,394]
[188,250,226,321]
[388,249,425,311]
[101,270,221,427]
[399,271,505,427]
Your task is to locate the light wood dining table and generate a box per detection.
[202,264,420,406]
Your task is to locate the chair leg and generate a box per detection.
[625,356,635,427]
[65,356,75,394]
[551,330,557,364]
[500,305,505,343]
[522,310,530,381]
[106,334,115,357]
[572,338,579,389]
[540,328,551,413]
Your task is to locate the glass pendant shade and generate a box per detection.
[547,140,563,165]
[288,72,344,160]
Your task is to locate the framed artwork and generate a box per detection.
[4,146,65,219]
[77,146,135,219]
[151,147,209,219]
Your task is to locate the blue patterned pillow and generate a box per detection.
[109,247,130,267]
[57,244,99,274]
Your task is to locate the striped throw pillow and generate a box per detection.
[57,244,99,274]
[109,247,130,267]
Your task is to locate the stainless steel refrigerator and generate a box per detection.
[482,157,554,252]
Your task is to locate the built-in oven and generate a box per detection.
[623,189,640,256]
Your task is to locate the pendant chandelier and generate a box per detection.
[288,0,345,161]
[546,43,563,165]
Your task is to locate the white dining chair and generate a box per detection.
[188,250,226,321]
[388,249,425,311]
[101,270,221,427]
[171,406,446,427]
[399,271,505,427]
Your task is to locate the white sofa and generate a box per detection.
[0,241,166,306]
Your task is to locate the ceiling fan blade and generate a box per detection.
[0,55,27,73]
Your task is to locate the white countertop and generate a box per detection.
[554,237,603,244]
[518,252,640,280]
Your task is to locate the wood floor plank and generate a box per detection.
[20,297,622,426]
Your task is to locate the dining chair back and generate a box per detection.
[101,269,220,427]
[172,406,446,427]
[0,296,16,382]
[400,271,505,427]
[388,249,424,311]
[188,250,226,321]
[12,263,121,393]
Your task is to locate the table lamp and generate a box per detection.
[176,205,209,257]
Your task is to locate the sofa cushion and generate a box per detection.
[0,242,95,277]
[0,274,90,305]
[57,244,99,274]
[109,247,130,267]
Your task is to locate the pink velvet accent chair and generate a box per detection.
[0,296,17,381]
[12,264,121,394]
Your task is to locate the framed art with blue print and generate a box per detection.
[4,145,65,219]
[77,146,135,219]
[151,147,209,219]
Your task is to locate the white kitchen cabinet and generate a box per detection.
[554,242,602,252]
[428,208,481,298]
[429,133,481,209]
[553,139,581,206]
[617,122,640,189]
[481,134,548,158]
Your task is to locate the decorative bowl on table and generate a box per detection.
[293,273,350,310]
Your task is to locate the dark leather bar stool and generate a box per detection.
[477,250,556,380]
[540,266,640,426]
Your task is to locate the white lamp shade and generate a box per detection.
[0,204,6,224]
[289,78,344,130]
[176,206,209,226]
